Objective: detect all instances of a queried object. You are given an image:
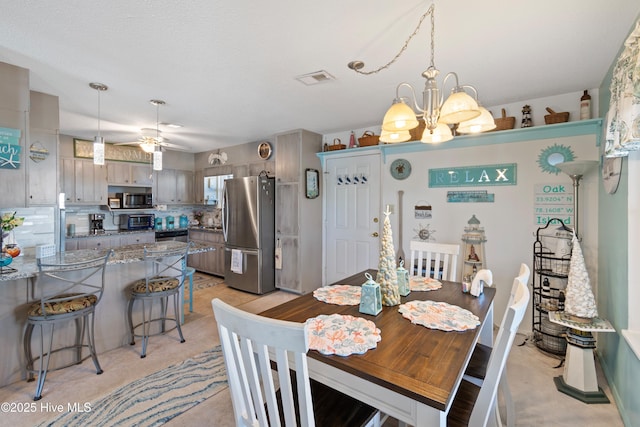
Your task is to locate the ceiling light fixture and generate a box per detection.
[348,3,494,143]
[89,82,108,164]
[150,99,165,171]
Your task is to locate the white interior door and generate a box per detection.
[324,153,381,285]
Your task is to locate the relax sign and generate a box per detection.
[428,163,517,188]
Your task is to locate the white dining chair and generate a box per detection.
[212,298,383,427]
[464,264,530,427]
[450,265,531,427]
[409,240,460,281]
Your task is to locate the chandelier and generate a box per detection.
[89,82,108,164]
[348,4,495,143]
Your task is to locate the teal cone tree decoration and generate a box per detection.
[377,206,401,306]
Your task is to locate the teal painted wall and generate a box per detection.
[597,15,639,427]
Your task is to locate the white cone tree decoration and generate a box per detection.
[564,232,598,319]
[377,206,401,306]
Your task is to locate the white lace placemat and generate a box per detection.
[313,285,361,305]
[410,276,442,291]
[306,314,381,356]
[398,300,480,331]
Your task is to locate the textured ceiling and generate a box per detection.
[1,0,639,153]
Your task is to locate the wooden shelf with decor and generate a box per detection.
[316,119,602,168]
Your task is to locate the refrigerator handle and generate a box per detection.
[222,182,228,241]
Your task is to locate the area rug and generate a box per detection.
[192,272,225,291]
[37,347,228,427]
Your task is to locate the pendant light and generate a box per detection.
[150,99,165,171]
[90,82,108,165]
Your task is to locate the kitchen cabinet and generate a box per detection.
[65,231,155,251]
[107,162,154,186]
[120,231,155,246]
[76,235,120,250]
[194,170,205,204]
[0,62,29,209]
[61,158,107,205]
[27,91,59,206]
[274,129,322,294]
[188,228,224,276]
[154,169,194,204]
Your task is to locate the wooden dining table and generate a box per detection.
[259,269,496,427]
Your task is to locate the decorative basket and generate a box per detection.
[544,108,570,125]
[409,119,426,141]
[326,138,346,151]
[492,108,515,131]
[357,131,380,146]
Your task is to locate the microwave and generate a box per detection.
[116,192,153,209]
[120,214,155,230]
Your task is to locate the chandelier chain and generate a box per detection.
[352,4,435,75]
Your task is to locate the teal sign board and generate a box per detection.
[0,126,21,169]
[429,163,517,188]
[447,191,495,203]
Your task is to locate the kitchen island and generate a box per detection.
[0,241,214,388]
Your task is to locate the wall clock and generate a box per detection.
[390,158,411,180]
[602,156,623,194]
[258,141,272,160]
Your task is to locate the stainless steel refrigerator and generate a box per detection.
[223,176,276,294]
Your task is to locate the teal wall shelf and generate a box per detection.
[316,119,602,167]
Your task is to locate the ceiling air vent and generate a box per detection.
[295,70,336,85]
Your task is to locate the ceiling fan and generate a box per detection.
[113,100,190,152]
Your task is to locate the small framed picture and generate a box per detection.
[305,168,319,199]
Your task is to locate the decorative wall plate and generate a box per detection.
[258,141,272,160]
[390,158,411,180]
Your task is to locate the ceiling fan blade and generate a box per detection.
[159,141,191,151]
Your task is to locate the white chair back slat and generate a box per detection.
[409,241,460,281]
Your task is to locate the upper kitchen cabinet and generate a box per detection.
[0,62,29,208]
[27,91,59,206]
[194,170,205,204]
[61,158,107,205]
[154,168,194,204]
[274,129,322,294]
[107,161,153,186]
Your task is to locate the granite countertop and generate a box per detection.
[189,226,223,232]
[0,241,214,281]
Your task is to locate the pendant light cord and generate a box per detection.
[348,3,435,75]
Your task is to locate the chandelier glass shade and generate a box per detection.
[457,105,497,134]
[382,98,420,132]
[380,128,411,143]
[421,122,453,143]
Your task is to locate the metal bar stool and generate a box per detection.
[127,242,191,358]
[23,250,113,401]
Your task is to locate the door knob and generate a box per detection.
[372,232,379,237]
[373,218,379,223]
